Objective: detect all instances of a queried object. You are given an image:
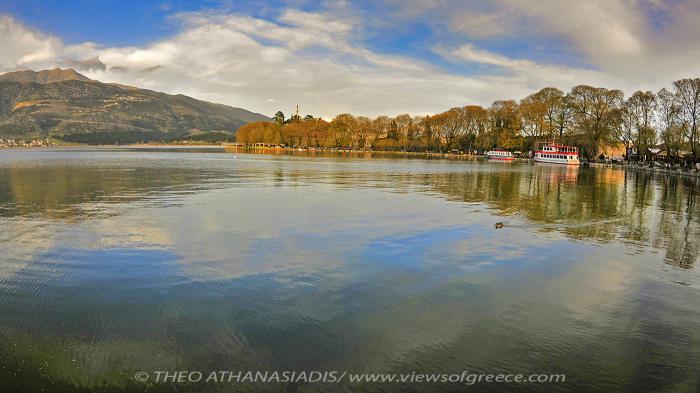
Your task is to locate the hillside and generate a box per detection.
[0,68,93,84]
[0,68,270,143]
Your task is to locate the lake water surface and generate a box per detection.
[0,148,699,393]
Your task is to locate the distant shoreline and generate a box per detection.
[0,143,224,150]
[222,145,493,161]
[3,144,699,179]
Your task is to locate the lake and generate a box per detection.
[0,148,698,393]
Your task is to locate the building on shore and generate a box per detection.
[0,138,54,148]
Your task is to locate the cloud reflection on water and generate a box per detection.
[0,149,699,392]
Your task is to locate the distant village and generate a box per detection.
[0,138,55,148]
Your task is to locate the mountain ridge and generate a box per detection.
[0,68,92,84]
[0,68,270,143]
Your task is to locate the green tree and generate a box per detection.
[274,111,285,125]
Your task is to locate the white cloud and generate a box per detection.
[0,15,100,72]
[441,0,700,83]
[449,11,508,38]
[446,0,646,60]
[517,1,646,62]
[1,2,700,119]
[0,14,61,68]
[452,44,532,69]
[0,11,493,118]
[437,44,620,98]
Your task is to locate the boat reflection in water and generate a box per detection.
[532,161,580,183]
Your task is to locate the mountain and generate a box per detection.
[0,68,92,84]
[0,68,270,144]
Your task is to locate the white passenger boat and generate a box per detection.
[486,149,514,161]
[533,142,580,165]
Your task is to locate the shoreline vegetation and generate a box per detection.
[234,78,700,168]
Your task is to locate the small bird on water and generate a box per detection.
[495,222,504,229]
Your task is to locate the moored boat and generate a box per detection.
[486,149,514,161]
[533,142,580,165]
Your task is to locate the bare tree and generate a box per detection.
[673,78,700,160]
[553,93,574,138]
[354,116,373,148]
[570,85,623,160]
[627,91,657,159]
[329,114,357,147]
[614,100,635,160]
[463,105,488,153]
[528,87,564,139]
[520,93,549,149]
[431,107,467,150]
[656,88,684,160]
[488,100,520,149]
[371,116,392,144]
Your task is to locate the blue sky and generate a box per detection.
[5,1,462,62]
[3,1,230,45]
[1,0,699,117]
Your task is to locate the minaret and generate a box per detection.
[295,104,300,122]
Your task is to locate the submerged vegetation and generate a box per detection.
[239,78,700,161]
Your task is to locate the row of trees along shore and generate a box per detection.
[235,78,700,161]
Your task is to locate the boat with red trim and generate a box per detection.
[533,141,580,165]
